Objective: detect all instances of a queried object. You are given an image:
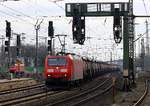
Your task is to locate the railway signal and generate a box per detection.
[5,20,12,78]
[72,6,85,45]
[48,21,54,38]
[48,21,54,55]
[5,20,11,54]
[6,20,11,38]
[5,20,11,53]
[16,35,21,57]
[113,8,122,44]
[17,35,21,46]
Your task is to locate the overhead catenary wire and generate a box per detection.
[20,0,72,33]
[0,0,65,22]
[0,3,35,20]
[0,1,64,36]
[0,9,35,25]
[142,0,149,16]
[21,0,51,16]
[142,0,150,21]
[0,4,37,27]
[51,1,65,11]
[134,28,150,42]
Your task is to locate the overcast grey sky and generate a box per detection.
[0,0,149,61]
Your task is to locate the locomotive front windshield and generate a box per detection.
[48,58,67,66]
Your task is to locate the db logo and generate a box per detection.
[54,70,60,72]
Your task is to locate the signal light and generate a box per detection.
[113,26,122,43]
[48,21,54,38]
[115,30,120,38]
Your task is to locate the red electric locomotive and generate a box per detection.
[44,53,84,88]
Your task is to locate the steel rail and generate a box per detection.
[0,83,44,95]
[0,90,65,106]
[0,78,32,84]
[0,84,46,103]
[133,80,148,106]
[47,78,111,106]
[71,84,113,106]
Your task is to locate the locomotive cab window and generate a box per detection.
[48,58,67,66]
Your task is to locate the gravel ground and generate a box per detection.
[140,79,150,106]
[113,78,146,106]
[0,78,39,91]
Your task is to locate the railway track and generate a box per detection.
[47,77,113,106]
[0,87,65,106]
[0,85,45,103]
[0,83,44,95]
[132,80,148,106]
[0,75,114,106]
[0,78,32,85]
[0,83,46,103]
[0,78,38,92]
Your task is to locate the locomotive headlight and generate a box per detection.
[48,69,54,72]
[60,69,67,72]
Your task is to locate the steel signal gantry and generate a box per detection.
[65,2,134,91]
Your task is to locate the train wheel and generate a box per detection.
[67,82,72,90]
[45,80,50,87]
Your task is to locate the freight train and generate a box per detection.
[44,53,120,88]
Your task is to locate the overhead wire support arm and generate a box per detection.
[39,19,44,26]
[133,15,150,18]
[56,35,63,46]
[134,28,150,42]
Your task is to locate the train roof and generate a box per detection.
[46,52,82,60]
[56,52,76,56]
[48,52,119,65]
